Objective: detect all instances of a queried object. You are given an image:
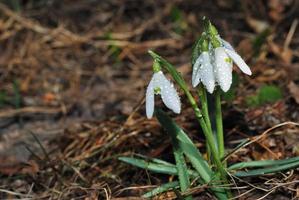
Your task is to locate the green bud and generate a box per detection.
[201,38,209,52]
[202,17,222,48]
[209,23,218,36]
[153,60,161,72]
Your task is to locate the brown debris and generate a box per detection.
[0,0,298,199]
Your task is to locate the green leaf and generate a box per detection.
[229,157,299,170]
[142,181,179,198]
[233,158,299,177]
[118,157,198,177]
[246,85,283,107]
[135,154,175,166]
[258,85,282,104]
[155,109,228,200]
[118,157,178,175]
[172,141,193,199]
[155,108,212,183]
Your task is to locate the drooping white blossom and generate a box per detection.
[146,71,181,119]
[192,38,252,93]
[192,51,215,93]
[220,39,252,76]
[214,47,233,92]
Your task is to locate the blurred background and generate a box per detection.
[0,0,298,199]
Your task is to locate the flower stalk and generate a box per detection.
[197,84,213,160]
[215,88,225,160]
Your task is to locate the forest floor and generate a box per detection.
[0,0,299,199]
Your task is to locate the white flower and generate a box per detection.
[192,51,215,93]
[214,46,233,92]
[220,39,252,76]
[192,39,252,93]
[146,71,181,119]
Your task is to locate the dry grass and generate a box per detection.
[0,0,298,199]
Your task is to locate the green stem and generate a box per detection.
[215,89,225,160]
[198,85,212,133]
[197,85,213,161]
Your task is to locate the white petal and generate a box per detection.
[192,53,204,87]
[225,49,252,75]
[214,47,233,92]
[220,38,235,51]
[145,75,155,119]
[157,73,181,114]
[198,52,215,93]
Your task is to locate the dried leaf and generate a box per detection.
[246,17,269,33]
[288,82,299,104]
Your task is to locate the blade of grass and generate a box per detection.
[142,181,179,198]
[229,157,299,170]
[118,157,198,177]
[172,140,193,200]
[119,157,178,175]
[135,154,175,166]
[233,159,299,177]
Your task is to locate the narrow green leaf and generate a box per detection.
[119,157,177,175]
[229,157,299,170]
[223,138,250,161]
[118,157,198,177]
[155,109,212,183]
[135,154,175,166]
[155,109,228,200]
[172,138,192,199]
[142,181,179,198]
[233,159,299,177]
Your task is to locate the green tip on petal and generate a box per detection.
[154,87,161,94]
[153,60,161,72]
[209,23,218,36]
[202,17,221,48]
[208,23,221,48]
[201,38,209,52]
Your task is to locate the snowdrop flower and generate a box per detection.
[192,37,216,93]
[192,50,215,93]
[146,64,181,119]
[213,38,252,92]
[192,21,252,93]
[220,38,252,76]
